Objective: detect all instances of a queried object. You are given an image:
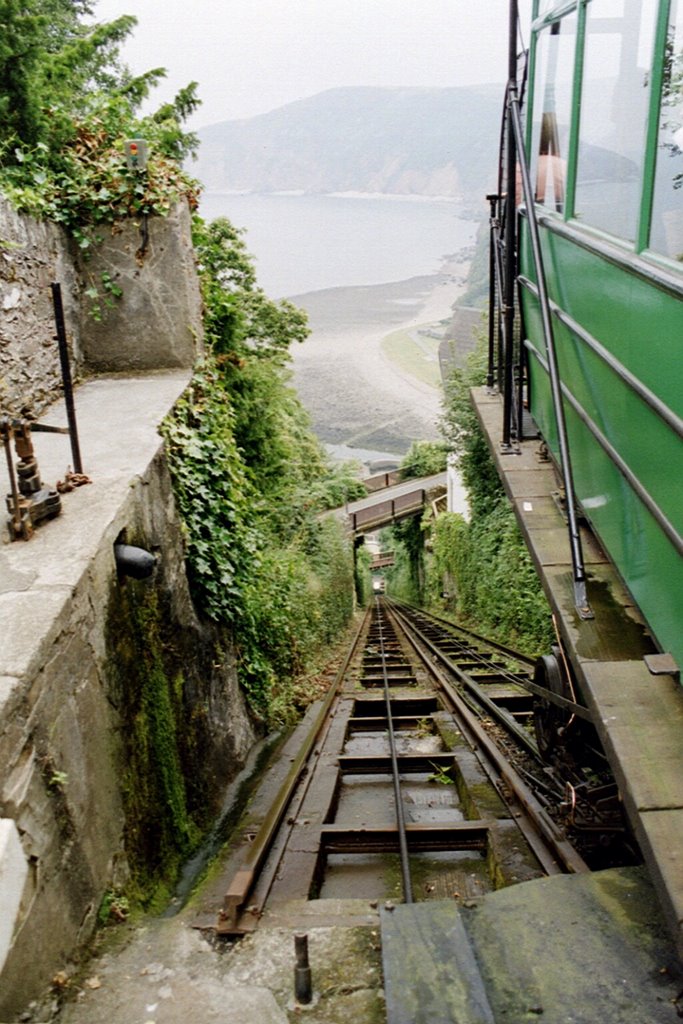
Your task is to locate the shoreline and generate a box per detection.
[203,188,468,206]
[290,264,470,459]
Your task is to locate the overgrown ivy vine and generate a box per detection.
[162,217,366,721]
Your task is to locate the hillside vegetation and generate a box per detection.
[0,1,364,900]
[386,345,554,658]
[195,86,502,199]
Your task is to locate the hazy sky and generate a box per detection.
[93,0,532,128]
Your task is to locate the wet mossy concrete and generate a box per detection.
[462,866,683,1023]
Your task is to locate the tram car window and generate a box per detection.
[529,13,576,212]
[574,1,657,241]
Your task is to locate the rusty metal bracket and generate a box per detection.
[1,418,62,541]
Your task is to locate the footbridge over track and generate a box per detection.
[346,472,447,534]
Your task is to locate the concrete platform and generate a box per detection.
[0,371,190,686]
[382,868,683,1024]
[0,370,190,1005]
[471,387,683,960]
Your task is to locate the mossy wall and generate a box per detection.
[0,448,255,1018]
[105,453,257,905]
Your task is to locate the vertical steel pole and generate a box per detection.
[486,194,498,390]
[51,283,83,475]
[502,0,519,448]
[294,933,312,1004]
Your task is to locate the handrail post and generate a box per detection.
[486,193,499,390]
[51,283,84,475]
[508,92,592,619]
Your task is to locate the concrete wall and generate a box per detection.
[77,202,203,373]
[0,198,202,417]
[0,437,257,1019]
[0,196,234,1018]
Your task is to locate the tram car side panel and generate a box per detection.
[520,230,683,668]
[519,0,683,675]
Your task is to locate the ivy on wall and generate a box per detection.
[162,218,364,722]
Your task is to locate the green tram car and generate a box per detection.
[491,0,682,678]
[481,0,683,951]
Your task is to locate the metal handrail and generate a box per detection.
[486,0,592,618]
[506,85,592,618]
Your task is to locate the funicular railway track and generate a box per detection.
[210,598,606,940]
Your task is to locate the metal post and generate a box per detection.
[294,933,312,1004]
[486,194,498,390]
[502,0,519,448]
[51,283,83,475]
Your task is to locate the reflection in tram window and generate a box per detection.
[650,1,683,261]
[529,14,576,212]
[574,0,657,242]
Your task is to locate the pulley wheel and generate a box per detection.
[533,647,572,760]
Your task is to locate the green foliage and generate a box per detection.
[440,339,503,518]
[354,543,373,606]
[428,510,554,656]
[162,219,358,723]
[386,514,426,605]
[162,354,357,722]
[192,215,308,364]
[400,439,449,479]
[0,2,200,235]
[112,586,199,904]
[161,360,258,627]
[426,337,554,656]
[98,888,130,926]
[384,335,552,656]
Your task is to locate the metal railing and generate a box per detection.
[488,0,592,619]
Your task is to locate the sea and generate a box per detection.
[198,191,478,299]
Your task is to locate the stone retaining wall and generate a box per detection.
[0,199,202,418]
[0,446,256,1019]
[77,202,203,373]
[0,201,80,417]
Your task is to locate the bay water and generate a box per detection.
[198,191,478,298]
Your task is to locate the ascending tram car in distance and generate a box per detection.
[372,575,386,595]
[490,0,682,695]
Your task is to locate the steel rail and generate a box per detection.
[390,599,536,669]
[388,600,541,760]
[375,598,414,904]
[383,602,589,875]
[391,600,593,723]
[216,606,372,933]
